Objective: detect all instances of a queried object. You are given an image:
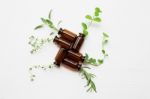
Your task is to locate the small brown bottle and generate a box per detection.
[66,50,84,62]
[62,58,82,70]
[58,28,77,42]
[72,33,85,52]
[53,36,72,49]
[54,48,66,66]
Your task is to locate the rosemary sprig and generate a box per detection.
[80,67,97,92]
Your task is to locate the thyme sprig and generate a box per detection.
[28,33,54,54]
[80,67,97,92]
[29,63,55,81]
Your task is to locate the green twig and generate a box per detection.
[82,7,109,67]
[81,7,102,36]
[34,9,60,32]
[29,63,55,81]
[80,67,97,92]
[28,33,54,54]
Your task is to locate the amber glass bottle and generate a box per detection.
[62,58,82,70]
[66,50,84,62]
[54,48,66,66]
[53,36,72,49]
[72,33,85,52]
[58,28,77,42]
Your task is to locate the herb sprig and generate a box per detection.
[29,63,54,81]
[34,9,61,31]
[102,32,109,57]
[29,10,61,53]
[84,32,109,66]
[82,7,102,36]
[81,7,109,66]
[84,53,103,66]
[28,33,54,54]
[80,67,97,92]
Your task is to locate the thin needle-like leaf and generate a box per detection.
[34,24,43,30]
[48,9,53,19]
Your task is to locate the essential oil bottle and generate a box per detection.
[58,28,77,42]
[62,58,82,70]
[54,48,66,66]
[53,36,72,49]
[66,50,84,62]
[72,33,85,52]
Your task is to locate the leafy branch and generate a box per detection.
[84,32,109,66]
[28,33,54,54]
[102,32,109,57]
[81,7,109,66]
[80,67,97,92]
[34,9,61,31]
[29,63,55,81]
[82,7,102,36]
[84,53,103,66]
[29,10,62,54]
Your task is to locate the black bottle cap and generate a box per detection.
[53,36,59,42]
[79,33,85,37]
[58,28,63,35]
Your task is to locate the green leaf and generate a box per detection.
[45,19,53,26]
[57,20,62,26]
[87,79,91,86]
[103,32,109,38]
[93,17,101,22]
[82,22,87,30]
[85,53,89,60]
[41,18,47,24]
[48,9,53,19]
[41,18,53,26]
[104,39,108,44]
[102,50,105,54]
[83,30,88,36]
[34,24,43,30]
[95,11,99,16]
[98,59,103,64]
[95,7,102,13]
[85,15,92,20]
[92,58,96,63]
[90,81,97,92]
[89,58,96,65]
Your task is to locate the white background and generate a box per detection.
[0,0,150,99]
